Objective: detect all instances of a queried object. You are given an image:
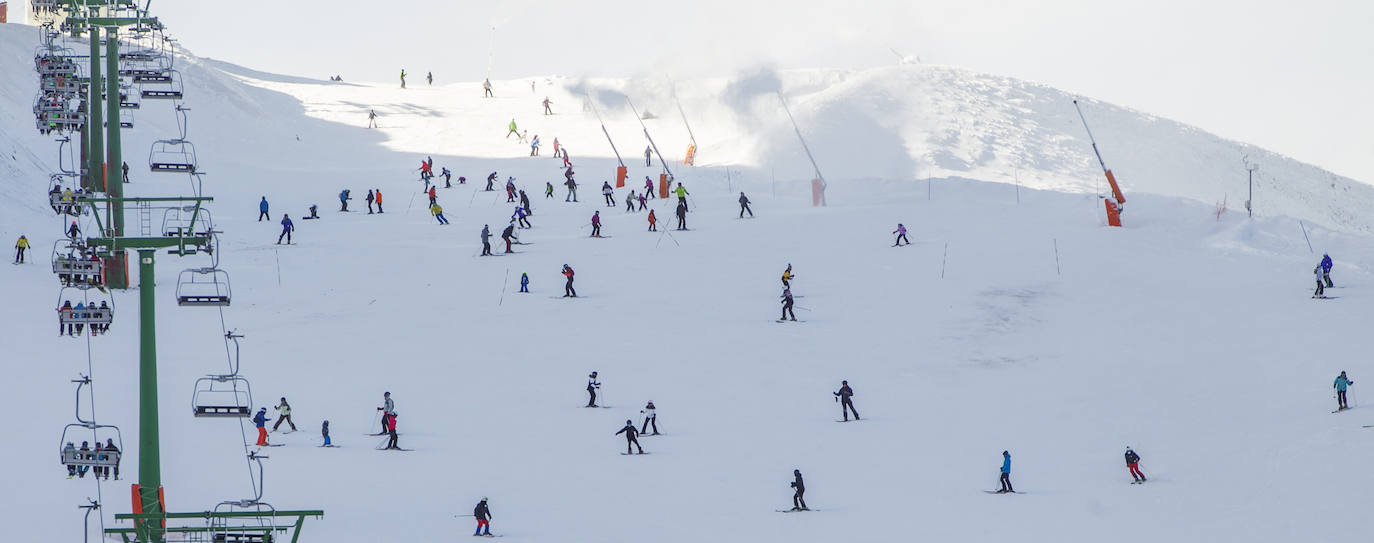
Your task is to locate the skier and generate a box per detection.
[893,224,909,246]
[674,183,690,211]
[789,470,807,511]
[545,182,554,199]
[543,96,553,115]
[473,497,493,537]
[616,419,644,454]
[483,78,493,98]
[480,225,493,256]
[647,209,657,232]
[602,181,616,206]
[366,190,376,214]
[367,109,378,128]
[506,119,519,139]
[426,71,432,85]
[519,272,529,293]
[75,442,91,478]
[782,264,794,288]
[277,214,294,245]
[486,172,497,191]
[506,178,517,202]
[530,134,541,156]
[428,186,438,207]
[638,192,647,211]
[1334,371,1354,411]
[267,397,296,432]
[339,189,351,212]
[640,401,659,435]
[13,235,29,264]
[564,173,578,202]
[590,211,602,237]
[644,176,655,199]
[519,129,529,144]
[375,189,384,213]
[321,420,331,447]
[376,392,395,434]
[1320,253,1334,288]
[384,412,400,450]
[101,438,119,479]
[586,371,600,406]
[501,223,516,253]
[399,69,406,89]
[644,145,652,167]
[675,201,687,230]
[430,203,449,225]
[625,190,637,212]
[1125,447,1146,483]
[562,264,577,297]
[562,150,572,168]
[514,206,531,229]
[258,197,270,221]
[63,442,77,478]
[67,220,80,239]
[1313,265,1326,298]
[553,137,560,157]
[997,451,1014,493]
[122,161,130,183]
[780,288,796,321]
[441,167,452,188]
[834,380,859,420]
[739,192,753,218]
[519,190,532,216]
[253,408,270,446]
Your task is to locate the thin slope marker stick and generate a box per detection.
[1054,238,1061,276]
[941,242,948,279]
[274,248,282,286]
[499,268,509,306]
[1299,221,1314,253]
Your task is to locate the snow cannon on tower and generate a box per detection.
[1073,99,1125,226]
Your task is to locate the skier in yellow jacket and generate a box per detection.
[14,235,30,264]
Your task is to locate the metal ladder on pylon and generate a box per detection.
[137,201,153,236]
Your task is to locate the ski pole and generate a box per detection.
[369,410,381,434]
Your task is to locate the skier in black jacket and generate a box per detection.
[616,419,644,454]
[586,371,600,407]
[739,192,753,218]
[486,172,497,191]
[789,470,808,510]
[834,381,859,421]
[1125,447,1146,483]
[473,497,493,536]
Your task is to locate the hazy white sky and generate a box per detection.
[144,0,1372,182]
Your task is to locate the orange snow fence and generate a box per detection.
[811,179,826,207]
[615,166,626,188]
[659,174,670,199]
[683,145,696,166]
[1104,198,1122,227]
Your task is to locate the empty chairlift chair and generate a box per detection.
[162,206,213,238]
[192,375,253,418]
[176,267,231,306]
[149,139,197,173]
[140,69,183,100]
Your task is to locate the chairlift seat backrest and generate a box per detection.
[59,307,113,325]
[61,448,120,467]
[194,405,251,418]
[142,90,183,100]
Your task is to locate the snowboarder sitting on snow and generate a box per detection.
[640,401,659,435]
[834,381,859,420]
[893,224,909,246]
[306,205,319,219]
[1125,447,1146,482]
[790,470,807,510]
[616,419,644,454]
[272,397,297,432]
[474,498,493,536]
[1334,371,1354,411]
[586,371,599,406]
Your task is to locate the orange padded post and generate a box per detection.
[659,174,669,199]
[811,179,826,207]
[615,166,627,188]
[683,145,696,166]
[1104,198,1122,227]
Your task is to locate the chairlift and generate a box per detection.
[162,206,213,238]
[58,423,123,472]
[140,69,183,100]
[176,267,231,306]
[192,375,252,417]
[51,240,103,289]
[47,178,87,217]
[56,287,114,337]
[210,494,279,543]
[148,139,197,173]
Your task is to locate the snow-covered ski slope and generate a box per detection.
[3,23,1372,542]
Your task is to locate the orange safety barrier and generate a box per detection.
[1104,198,1122,227]
[658,174,669,199]
[811,179,826,207]
[615,166,626,188]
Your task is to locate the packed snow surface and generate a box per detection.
[2,23,1371,542]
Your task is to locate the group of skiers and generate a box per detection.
[62,439,120,480]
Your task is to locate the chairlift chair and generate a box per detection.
[162,206,214,237]
[56,288,114,335]
[210,497,279,543]
[176,267,231,306]
[192,375,253,418]
[140,69,183,100]
[51,241,103,289]
[58,423,124,471]
[148,139,197,173]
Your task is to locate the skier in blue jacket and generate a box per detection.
[258,197,269,221]
[1320,253,1334,288]
[277,214,294,245]
[253,408,270,446]
[339,189,351,212]
[520,272,529,293]
[997,451,1014,493]
[1334,371,1354,411]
